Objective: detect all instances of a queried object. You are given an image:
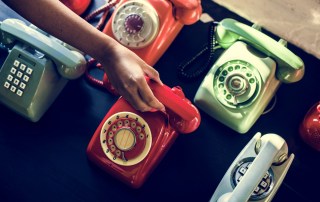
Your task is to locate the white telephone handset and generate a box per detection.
[211,133,294,202]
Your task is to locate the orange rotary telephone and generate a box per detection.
[86,79,201,188]
[60,0,91,15]
[102,0,202,66]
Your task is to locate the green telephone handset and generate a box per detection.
[0,18,86,122]
[215,18,304,83]
[194,18,305,133]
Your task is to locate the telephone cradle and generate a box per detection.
[211,132,294,202]
[194,18,305,134]
[0,18,86,122]
[86,80,201,188]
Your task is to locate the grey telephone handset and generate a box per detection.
[0,18,87,122]
[210,133,294,202]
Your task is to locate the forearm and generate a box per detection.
[2,0,118,63]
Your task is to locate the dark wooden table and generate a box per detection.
[0,0,319,201]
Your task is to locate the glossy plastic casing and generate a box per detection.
[299,102,320,151]
[194,41,280,134]
[102,0,202,66]
[87,82,200,188]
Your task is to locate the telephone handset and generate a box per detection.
[0,18,86,122]
[102,0,202,66]
[215,18,304,83]
[194,18,305,133]
[211,132,294,202]
[60,0,91,15]
[86,80,201,188]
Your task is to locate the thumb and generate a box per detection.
[142,64,163,85]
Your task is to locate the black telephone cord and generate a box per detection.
[177,22,220,80]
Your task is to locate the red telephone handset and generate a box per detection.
[102,0,202,66]
[60,0,91,15]
[86,81,201,188]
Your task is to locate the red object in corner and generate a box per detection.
[60,0,91,15]
[299,102,320,151]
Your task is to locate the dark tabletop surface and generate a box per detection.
[0,0,320,202]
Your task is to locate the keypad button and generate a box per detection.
[239,167,247,175]
[16,71,23,78]
[26,67,33,75]
[4,82,10,88]
[20,64,26,71]
[23,75,30,82]
[7,75,13,81]
[260,181,268,189]
[13,60,20,67]
[16,89,23,96]
[19,82,26,89]
[13,78,19,85]
[254,186,261,193]
[10,85,16,92]
[10,67,17,74]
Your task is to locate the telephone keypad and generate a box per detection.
[232,158,274,200]
[3,59,33,97]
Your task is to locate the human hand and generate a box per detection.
[100,44,165,112]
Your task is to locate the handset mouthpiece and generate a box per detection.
[148,80,201,134]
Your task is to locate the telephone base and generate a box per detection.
[0,43,68,122]
[194,41,280,133]
[87,98,180,188]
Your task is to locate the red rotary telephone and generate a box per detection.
[86,79,201,188]
[102,0,202,66]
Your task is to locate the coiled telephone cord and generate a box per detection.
[84,0,119,30]
[177,21,220,80]
[84,0,120,94]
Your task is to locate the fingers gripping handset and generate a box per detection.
[102,0,202,66]
[148,79,201,134]
[211,133,294,202]
[0,18,86,122]
[216,18,304,83]
[86,79,201,188]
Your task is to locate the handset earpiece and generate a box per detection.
[56,50,87,79]
[0,18,87,79]
[216,18,305,83]
[148,80,201,134]
[170,0,202,25]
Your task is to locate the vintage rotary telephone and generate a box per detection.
[86,79,201,188]
[194,18,305,134]
[85,0,202,94]
[102,0,202,66]
[211,132,294,202]
[0,18,86,122]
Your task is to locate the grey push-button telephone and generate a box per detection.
[0,18,86,122]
